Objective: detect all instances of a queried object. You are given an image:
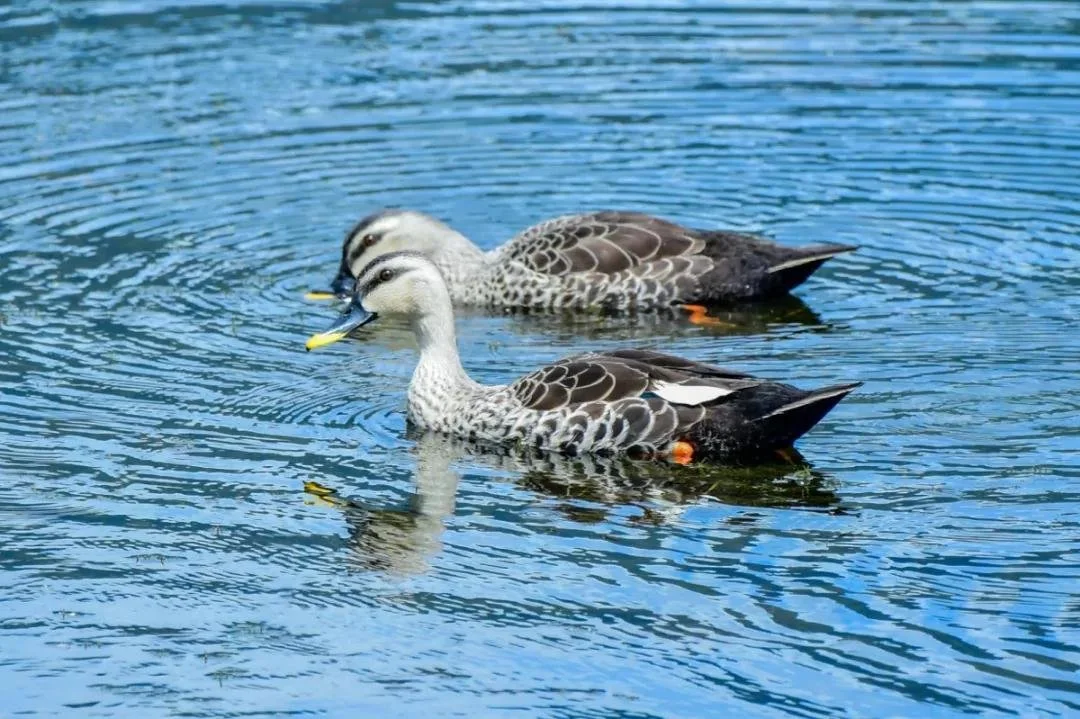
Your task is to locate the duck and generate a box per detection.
[306,209,856,323]
[305,252,860,463]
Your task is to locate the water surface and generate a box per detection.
[2,1,1079,716]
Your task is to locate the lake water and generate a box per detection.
[2,1,1079,716]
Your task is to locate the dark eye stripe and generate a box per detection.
[347,234,376,266]
[359,268,397,296]
[344,213,390,267]
[354,251,425,296]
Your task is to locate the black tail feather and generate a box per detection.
[753,382,862,448]
[691,381,860,461]
[766,244,857,294]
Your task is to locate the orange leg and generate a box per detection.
[671,441,695,465]
[774,447,799,464]
[679,304,736,328]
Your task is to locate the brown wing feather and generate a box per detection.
[511,358,650,411]
[501,212,704,277]
[512,351,760,412]
[598,349,753,380]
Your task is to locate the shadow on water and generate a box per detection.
[304,431,842,575]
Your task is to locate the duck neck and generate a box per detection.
[430,229,487,288]
[408,303,478,413]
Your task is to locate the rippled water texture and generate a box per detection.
[2,1,1080,716]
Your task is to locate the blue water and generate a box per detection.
[2,1,1079,716]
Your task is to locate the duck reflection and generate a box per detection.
[304,431,842,574]
[304,434,460,575]
[314,295,826,354]
[510,447,841,522]
[496,295,827,342]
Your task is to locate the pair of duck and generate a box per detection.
[305,209,861,464]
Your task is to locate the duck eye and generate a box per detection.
[378,268,394,283]
[362,233,377,248]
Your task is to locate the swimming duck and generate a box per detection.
[305,252,860,463]
[306,209,855,321]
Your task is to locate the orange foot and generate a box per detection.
[680,304,735,328]
[671,441,695,465]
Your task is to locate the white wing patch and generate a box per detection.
[650,380,733,406]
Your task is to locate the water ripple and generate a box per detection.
[2,0,1080,716]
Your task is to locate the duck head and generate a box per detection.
[305,252,451,350]
[305,209,469,301]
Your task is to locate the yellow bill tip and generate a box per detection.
[303,480,336,497]
[304,290,338,301]
[302,480,346,509]
[305,330,347,351]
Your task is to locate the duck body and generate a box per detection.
[307,252,860,463]
[407,348,858,461]
[325,210,856,312]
